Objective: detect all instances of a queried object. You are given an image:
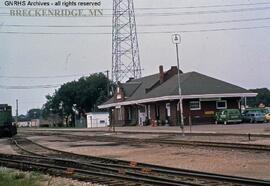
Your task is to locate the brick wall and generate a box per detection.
[109,97,241,126]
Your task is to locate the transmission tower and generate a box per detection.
[112,0,142,83]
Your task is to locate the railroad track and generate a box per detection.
[2,137,269,186]
[19,130,270,152]
[74,135,270,152]
[144,138,270,151]
[85,136,270,152]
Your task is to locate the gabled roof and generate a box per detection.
[99,71,256,108]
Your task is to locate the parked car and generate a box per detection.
[265,113,270,122]
[215,109,242,125]
[243,108,268,114]
[242,111,266,123]
[265,107,270,112]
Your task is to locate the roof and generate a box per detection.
[99,71,256,108]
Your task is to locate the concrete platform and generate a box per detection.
[21,123,270,136]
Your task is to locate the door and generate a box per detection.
[138,106,147,126]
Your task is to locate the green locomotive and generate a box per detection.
[0,104,17,137]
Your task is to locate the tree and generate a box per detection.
[247,88,270,107]
[42,73,112,126]
[27,108,42,120]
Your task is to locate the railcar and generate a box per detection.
[0,104,17,137]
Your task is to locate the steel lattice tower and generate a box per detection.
[112,0,142,83]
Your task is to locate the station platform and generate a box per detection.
[22,123,270,137]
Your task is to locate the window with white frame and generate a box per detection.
[216,100,227,109]
[189,101,201,110]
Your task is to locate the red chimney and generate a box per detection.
[159,65,164,83]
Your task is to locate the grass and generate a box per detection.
[0,167,48,186]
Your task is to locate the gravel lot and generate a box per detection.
[2,124,270,181]
[26,133,270,180]
[0,139,17,154]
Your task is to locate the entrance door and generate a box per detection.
[138,106,147,126]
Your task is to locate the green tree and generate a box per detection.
[27,108,42,120]
[42,73,112,126]
[248,88,270,107]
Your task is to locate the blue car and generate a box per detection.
[242,111,265,123]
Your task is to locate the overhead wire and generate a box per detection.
[128,2,270,10]
[134,6,270,16]
[2,17,270,28]
[0,84,61,89]
[0,73,91,79]
[0,25,270,35]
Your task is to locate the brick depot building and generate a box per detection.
[99,66,256,126]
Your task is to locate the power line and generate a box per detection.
[127,2,270,10]
[0,73,91,79]
[0,70,110,81]
[137,17,270,27]
[2,17,270,28]
[140,25,270,34]
[134,6,270,16]
[0,70,110,88]
[0,84,61,89]
[2,23,112,28]
[0,25,270,35]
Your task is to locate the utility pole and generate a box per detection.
[172,34,185,136]
[104,70,115,132]
[105,70,110,96]
[15,99,18,125]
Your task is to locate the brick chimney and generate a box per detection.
[159,65,164,83]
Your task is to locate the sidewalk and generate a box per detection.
[24,123,270,136]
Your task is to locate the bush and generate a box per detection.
[0,168,44,186]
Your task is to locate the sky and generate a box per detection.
[0,0,270,115]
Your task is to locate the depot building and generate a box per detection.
[99,66,256,126]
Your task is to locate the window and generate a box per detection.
[115,107,123,120]
[127,107,132,120]
[140,106,145,113]
[189,101,201,110]
[116,94,122,100]
[166,103,171,117]
[216,100,227,109]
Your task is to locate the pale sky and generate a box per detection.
[0,0,270,115]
